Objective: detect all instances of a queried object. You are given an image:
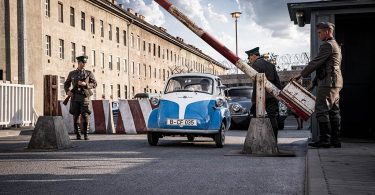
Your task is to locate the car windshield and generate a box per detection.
[226,88,253,98]
[165,76,213,94]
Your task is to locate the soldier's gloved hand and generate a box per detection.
[67,91,73,97]
[78,81,87,86]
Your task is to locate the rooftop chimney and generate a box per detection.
[127,8,134,15]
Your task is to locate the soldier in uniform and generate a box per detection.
[293,22,343,148]
[247,47,282,140]
[64,55,97,140]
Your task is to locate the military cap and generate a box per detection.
[245,47,260,56]
[316,22,335,30]
[76,55,88,63]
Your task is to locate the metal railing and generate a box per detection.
[0,82,35,127]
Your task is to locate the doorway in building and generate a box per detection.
[335,13,375,139]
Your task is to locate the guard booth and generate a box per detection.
[288,1,375,139]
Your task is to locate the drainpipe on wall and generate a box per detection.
[4,0,11,81]
[17,0,27,84]
[127,19,133,99]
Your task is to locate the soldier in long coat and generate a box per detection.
[247,47,282,141]
[293,22,343,148]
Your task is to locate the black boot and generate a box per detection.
[74,123,81,140]
[309,122,330,148]
[83,122,89,140]
[330,119,341,148]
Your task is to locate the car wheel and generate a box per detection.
[187,135,195,141]
[147,132,159,146]
[214,123,225,148]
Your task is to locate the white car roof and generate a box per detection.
[169,72,220,80]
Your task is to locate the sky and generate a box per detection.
[118,0,314,70]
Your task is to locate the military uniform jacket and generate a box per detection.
[301,38,343,88]
[64,69,97,101]
[251,57,282,101]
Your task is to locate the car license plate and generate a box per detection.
[167,119,197,126]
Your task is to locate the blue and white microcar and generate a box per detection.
[147,73,231,148]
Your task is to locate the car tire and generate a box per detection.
[214,123,225,148]
[187,135,195,141]
[147,132,159,146]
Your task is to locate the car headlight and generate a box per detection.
[231,103,242,112]
[150,97,160,106]
[216,98,225,107]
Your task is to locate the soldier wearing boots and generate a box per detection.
[293,22,343,148]
[64,55,97,140]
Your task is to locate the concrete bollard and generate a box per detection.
[243,118,278,154]
[28,116,72,149]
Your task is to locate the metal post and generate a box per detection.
[235,18,238,74]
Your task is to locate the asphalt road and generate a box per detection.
[0,118,309,195]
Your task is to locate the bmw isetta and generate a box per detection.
[147,73,231,148]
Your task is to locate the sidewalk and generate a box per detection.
[307,139,375,195]
[0,126,33,137]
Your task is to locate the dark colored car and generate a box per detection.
[225,86,288,130]
[225,86,253,130]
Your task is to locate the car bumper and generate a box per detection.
[148,128,219,134]
[230,113,250,124]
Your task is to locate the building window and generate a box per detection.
[130,33,134,48]
[58,2,63,23]
[149,66,152,78]
[148,43,151,53]
[124,85,128,99]
[45,0,50,17]
[159,69,161,79]
[158,46,161,58]
[102,84,105,98]
[162,49,165,59]
[116,27,119,43]
[153,44,156,56]
[154,68,156,78]
[59,39,64,59]
[110,85,113,99]
[100,52,104,68]
[81,12,85,30]
[90,17,95,34]
[138,63,141,75]
[69,7,75,27]
[100,20,104,37]
[91,50,96,66]
[123,30,127,46]
[108,24,112,40]
[167,49,169,60]
[144,64,147,77]
[163,69,165,81]
[132,86,134,98]
[117,84,121,99]
[108,55,112,70]
[45,35,51,56]
[71,42,76,62]
[81,45,86,56]
[123,59,127,72]
[137,35,140,50]
[117,57,120,71]
[143,40,146,51]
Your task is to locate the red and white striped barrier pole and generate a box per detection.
[154,0,315,120]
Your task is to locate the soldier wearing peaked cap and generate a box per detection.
[293,21,343,148]
[64,55,97,140]
[246,47,282,141]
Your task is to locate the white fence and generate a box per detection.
[0,82,35,127]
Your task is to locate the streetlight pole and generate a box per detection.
[230,11,241,74]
